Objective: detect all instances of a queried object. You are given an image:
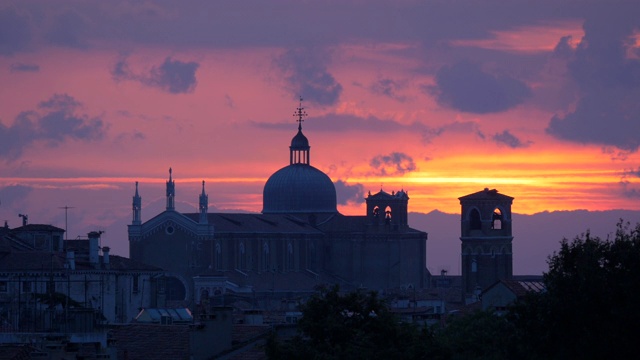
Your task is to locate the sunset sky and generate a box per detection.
[1,0,640,262]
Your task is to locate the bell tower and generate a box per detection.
[365,189,409,231]
[459,188,514,298]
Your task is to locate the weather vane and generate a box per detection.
[293,96,307,130]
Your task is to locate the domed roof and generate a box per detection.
[290,130,309,149]
[262,164,337,214]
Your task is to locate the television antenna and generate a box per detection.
[59,206,75,240]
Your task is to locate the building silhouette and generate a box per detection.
[128,101,428,307]
[459,188,514,300]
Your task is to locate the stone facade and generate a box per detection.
[0,229,164,330]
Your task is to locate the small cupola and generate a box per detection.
[290,97,310,165]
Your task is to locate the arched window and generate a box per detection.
[385,206,392,224]
[470,208,481,230]
[373,206,380,218]
[492,208,503,230]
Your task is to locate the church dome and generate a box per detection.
[262,164,337,214]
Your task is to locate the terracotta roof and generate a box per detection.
[0,251,162,272]
[502,280,545,296]
[181,213,324,234]
[484,279,545,298]
[0,251,67,271]
[11,224,65,233]
[109,324,190,360]
[316,213,426,235]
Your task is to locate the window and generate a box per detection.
[23,281,32,293]
[0,281,7,292]
[492,208,503,230]
[132,275,139,293]
[470,209,481,230]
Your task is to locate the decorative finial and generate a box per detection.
[202,180,205,192]
[293,96,307,131]
[169,167,173,180]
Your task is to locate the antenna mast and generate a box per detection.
[59,206,75,240]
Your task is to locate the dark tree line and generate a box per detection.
[267,221,640,359]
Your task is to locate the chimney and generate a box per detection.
[66,251,76,270]
[88,231,102,266]
[102,246,110,269]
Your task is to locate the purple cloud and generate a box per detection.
[492,130,531,148]
[10,63,39,72]
[45,9,89,49]
[370,78,407,102]
[546,12,640,151]
[334,180,365,205]
[112,57,200,94]
[0,6,31,55]
[370,152,417,176]
[0,94,106,160]
[428,61,531,114]
[276,47,342,106]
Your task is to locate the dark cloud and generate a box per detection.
[620,167,640,198]
[0,94,106,160]
[334,180,365,205]
[224,94,235,108]
[252,113,484,146]
[492,130,531,148]
[0,6,31,55]
[370,78,407,102]
[276,47,342,106]
[10,63,39,72]
[370,152,417,176]
[112,57,200,94]
[0,185,32,207]
[428,61,532,113]
[546,13,640,151]
[150,57,200,94]
[45,9,89,49]
[422,121,485,143]
[553,35,575,59]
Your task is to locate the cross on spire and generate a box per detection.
[293,96,307,131]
